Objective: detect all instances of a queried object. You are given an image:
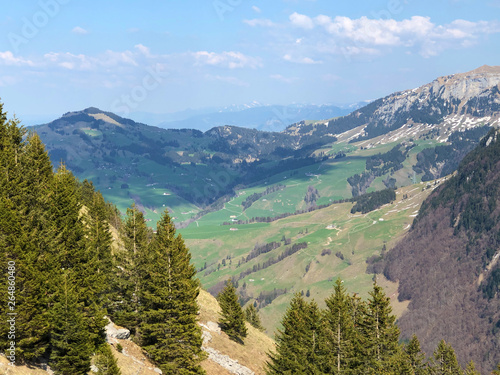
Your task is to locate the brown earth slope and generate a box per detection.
[384,129,500,374]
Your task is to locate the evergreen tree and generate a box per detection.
[404,334,428,375]
[319,278,356,374]
[428,339,462,375]
[464,360,480,375]
[0,108,26,355]
[112,204,151,334]
[218,279,248,342]
[492,363,500,375]
[388,345,415,375]
[94,343,121,375]
[80,190,113,348]
[357,283,400,372]
[140,210,205,374]
[266,293,322,375]
[49,270,92,375]
[1,131,55,360]
[244,304,264,330]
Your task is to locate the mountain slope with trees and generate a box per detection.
[0,103,205,374]
[384,128,500,373]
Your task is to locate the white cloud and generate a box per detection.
[252,5,261,13]
[283,54,322,64]
[193,51,262,69]
[72,26,89,35]
[43,50,138,70]
[0,51,34,66]
[285,13,500,58]
[244,19,276,27]
[290,12,314,29]
[270,74,298,84]
[134,44,153,58]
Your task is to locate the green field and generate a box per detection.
[181,181,438,333]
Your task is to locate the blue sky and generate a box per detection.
[1,0,499,123]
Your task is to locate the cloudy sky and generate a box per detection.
[1,0,499,123]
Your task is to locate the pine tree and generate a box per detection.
[319,278,356,374]
[81,190,114,348]
[94,343,121,375]
[0,131,56,360]
[218,279,248,342]
[140,210,205,374]
[388,345,415,375]
[48,165,107,361]
[428,339,462,375]
[266,293,322,375]
[244,304,264,331]
[49,270,93,375]
[464,360,480,375]
[111,204,150,334]
[357,283,400,372]
[404,334,428,375]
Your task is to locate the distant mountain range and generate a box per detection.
[125,103,359,132]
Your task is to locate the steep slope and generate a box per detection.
[384,128,500,373]
[0,290,275,375]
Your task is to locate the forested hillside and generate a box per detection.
[0,104,205,374]
[385,128,500,373]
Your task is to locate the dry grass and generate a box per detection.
[198,290,276,375]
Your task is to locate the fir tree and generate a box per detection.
[112,204,151,335]
[94,343,121,375]
[428,339,462,375]
[266,293,322,375]
[1,132,55,360]
[357,283,400,372]
[81,190,113,348]
[464,360,480,375]
[218,279,247,343]
[388,346,415,375]
[404,334,428,375]
[140,210,205,374]
[319,278,356,374]
[49,270,93,375]
[244,304,264,331]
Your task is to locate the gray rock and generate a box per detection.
[203,346,254,375]
[105,317,131,340]
[201,329,212,345]
[205,321,221,334]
